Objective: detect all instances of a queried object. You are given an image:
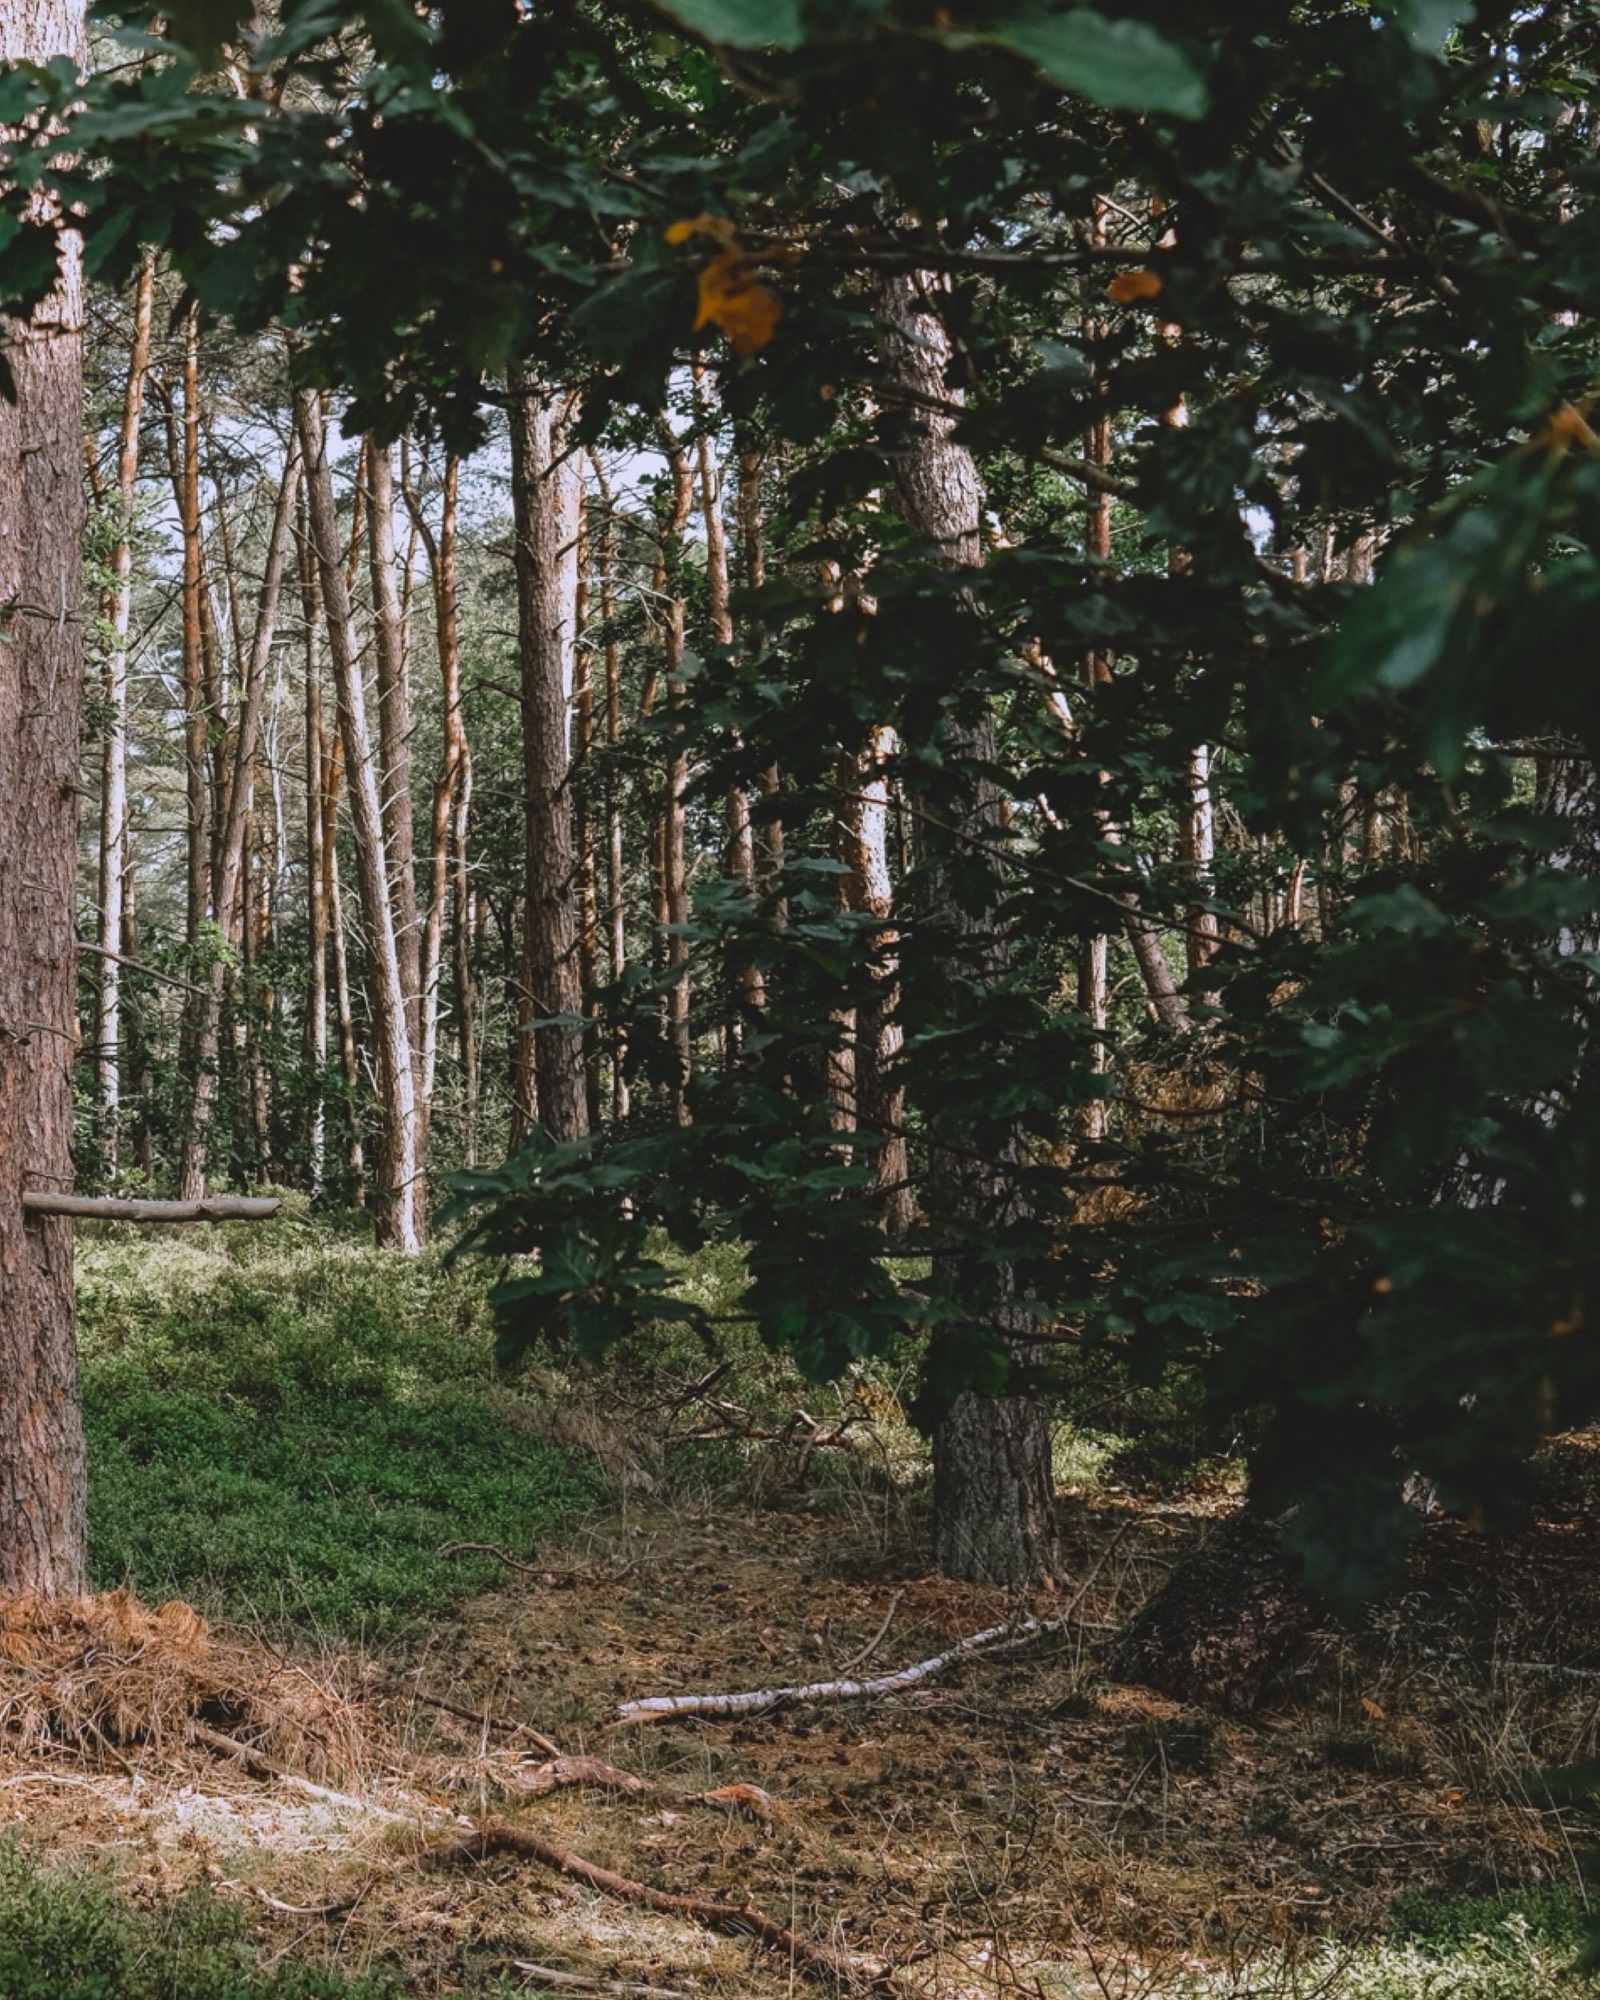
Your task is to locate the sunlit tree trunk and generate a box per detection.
[301,509,329,1200]
[94,249,153,1174]
[508,368,588,1144]
[297,390,423,1250]
[879,270,1056,1586]
[0,0,89,1596]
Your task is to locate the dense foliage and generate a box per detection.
[5,0,1600,1596]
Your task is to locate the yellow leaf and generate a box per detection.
[1360,1695,1385,1720]
[1108,267,1163,303]
[665,213,737,247]
[693,248,781,356]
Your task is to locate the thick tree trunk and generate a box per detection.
[296,390,423,1249]
[178,449,301,1200]
[879,271,1057,1585]
[0,0,89,1596]
[94,250,153,1172]
[508,369,588,1144]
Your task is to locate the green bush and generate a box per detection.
[77,1224,593,1633]
[0,1841,402,2000]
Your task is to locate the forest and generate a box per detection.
[0,0,1597,1993]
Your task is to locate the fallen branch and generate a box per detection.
[436,1539,625,1587]
[616,1613,1069,1725]
[835,1592,903,1677]
[489,1754,773,1819]
[426,1820,886,1989]
[23,1192,282,1223]
[510,1963,689,1999]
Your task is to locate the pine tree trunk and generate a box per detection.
[879,271,1057,1585]
[656,433,696,1124]
[175,311,211,946]
[296,390,423,1249]
[94,250,153,1174]
[572,493,603,1129]
[302,515,329,1200]
[0,0,89,1596]
[508,369,588,1143]
[590,455,629,1122]
[178,449,300,1200]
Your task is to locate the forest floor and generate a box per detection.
[3,1220,1598,1999]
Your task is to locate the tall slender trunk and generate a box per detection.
[836,723,913,1232]
[177,448,301,1199]
[176,311,211,943]
[590,455,629,1122]
[0,0,89,1596]
[695,388,763,1034]
[296,390,423,1250]
[401,449,466,1120]
[94,249,154,1172]
[879,270,1056,1585]
[367,441,423,1081]
[302,511,329,1200]
[572,492,604,1129]
[508,368,588,1143]
[657,431,696,1124]
[737,446,785,909]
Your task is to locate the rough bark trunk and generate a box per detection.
[302,514,329,1201]
[572,494,603,1129]
[656,433,696,1124]
[508,369,588,1144]
[176,310,211,944]
[0,0,89,1596]
[367,441,423,1077]
[879,271,1057,1585]
[94,250,153,1172]
[296,390,423,1250]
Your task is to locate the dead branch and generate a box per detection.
[616,1614,1069,1725]
[22,1193,282,1223]
[487,1754,773,1819]
[510,1964,689,1999]
[371,1675,563,1757]
[426,1819,888,1989]
[435,1540,626,1587]
[835,1591,904,1677]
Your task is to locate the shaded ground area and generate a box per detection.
[5,1475,1599,1998]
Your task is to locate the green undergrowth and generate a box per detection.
[76,1217,593,1635]
[0,1841,409,2000]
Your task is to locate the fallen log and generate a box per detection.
[616,1613,1068,1725]
[22,1193,283,1223]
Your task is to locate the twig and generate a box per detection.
[426,1820,888,1989]
[487,1754,773,1820]
[836,1592,904,1677]
[616,1613,1069,1725]
[436,1540,624,1587]
[189,1722,440,1826]
[511,1966,688,1999]
[372,1675,563,1758]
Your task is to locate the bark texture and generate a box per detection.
[879,271,1056,1585]
[0,0,89,1596]
[508,370,588,1144]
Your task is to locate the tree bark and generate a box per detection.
[656,430,696,1124]
[0,0,89,1596]
[94,249,153,1173]
[296,390,423,1249]
[589,455,629,1123]
[508,369,588,1143]
[175,309,211,945]
[367,441,423,1078]
[302,519,329,1200]
[879,271,1057,1585]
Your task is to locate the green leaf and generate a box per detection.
[1391,0,1472,52]
[650,0,806,50]
[978,8,1207,119]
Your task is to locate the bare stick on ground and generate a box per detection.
[616,1613,1069,1724]
[510,1965,690,1999]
